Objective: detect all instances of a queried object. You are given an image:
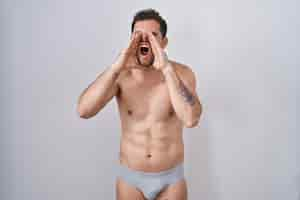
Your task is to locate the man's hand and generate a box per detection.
[112,31,142,71]
[147,32,169,71]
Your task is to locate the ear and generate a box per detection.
[161,37,168,49]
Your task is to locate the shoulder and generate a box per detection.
[169,60,197,84]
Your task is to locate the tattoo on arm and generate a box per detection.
[178,79,196,106]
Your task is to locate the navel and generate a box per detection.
[117,89,122,97]
[127,109,133,115]
[147,154,152,158]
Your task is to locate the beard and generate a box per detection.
[136,52,154,67]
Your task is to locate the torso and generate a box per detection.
[116,62,185,172]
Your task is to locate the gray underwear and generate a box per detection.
[117,162,184,200]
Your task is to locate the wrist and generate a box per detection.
[162,62,174,75]
[111,63,122,73]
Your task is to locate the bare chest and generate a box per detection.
[117,70,174,121]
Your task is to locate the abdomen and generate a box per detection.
[119,122,184,172]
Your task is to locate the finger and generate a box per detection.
[147,32,161,52]
[128,31,142,52]
[146,32,160,58]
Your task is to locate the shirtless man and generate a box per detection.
[77,9,202,200]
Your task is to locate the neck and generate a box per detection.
[134,65,155,72]
[131,65,156,79]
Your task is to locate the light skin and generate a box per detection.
[77,19,202,200]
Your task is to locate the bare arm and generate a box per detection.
[77,65,121,119]
[162,63,202,128]
[77,31,142,119]
[145,31,202,127]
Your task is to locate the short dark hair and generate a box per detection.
[131,8,167,38]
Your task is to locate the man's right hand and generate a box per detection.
[112,31,142,71]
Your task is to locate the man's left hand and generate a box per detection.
[147,32,169,71]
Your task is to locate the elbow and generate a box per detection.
[183,103,202,128]
[183,112,200,128]
[184,118,199,128]
[78,113,90,119]
[77,101,101,119]
[77,104,91,119]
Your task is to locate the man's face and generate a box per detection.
[132,19,166,67]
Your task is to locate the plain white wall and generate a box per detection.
[2,0,299,199]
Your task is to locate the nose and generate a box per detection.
[141,32,148,42]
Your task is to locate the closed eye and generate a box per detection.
[152,32,158,36]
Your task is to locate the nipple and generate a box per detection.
[127,110,132,115]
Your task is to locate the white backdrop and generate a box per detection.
[2,0,299,199]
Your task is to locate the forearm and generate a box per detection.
[77,64,121,118]
[162,63,202,127]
